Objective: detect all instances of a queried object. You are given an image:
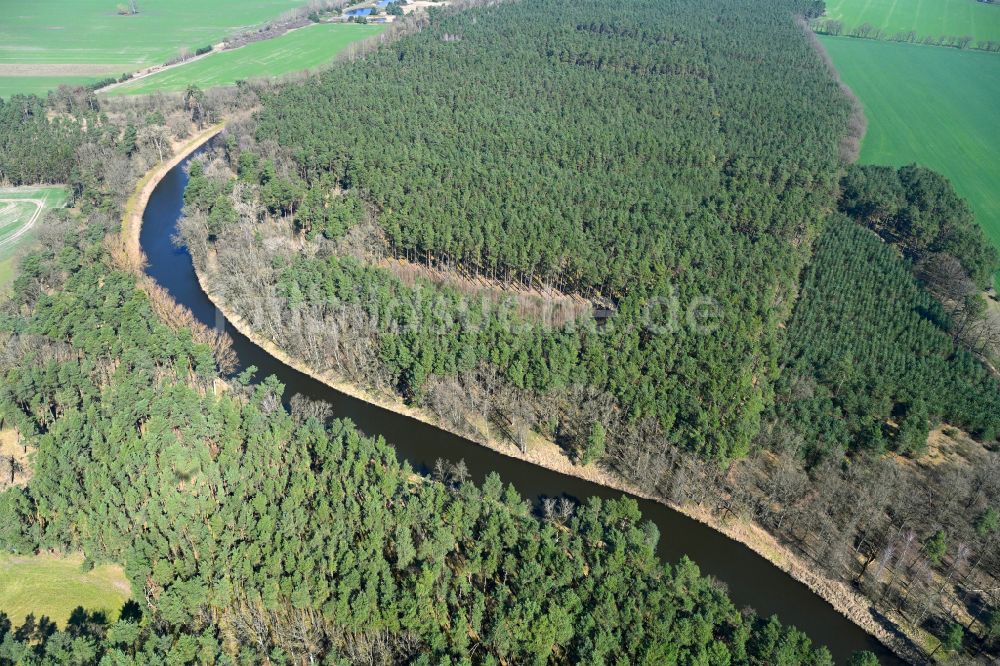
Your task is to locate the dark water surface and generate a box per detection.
[140,154,903,665]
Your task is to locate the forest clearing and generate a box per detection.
[0,552,131,629]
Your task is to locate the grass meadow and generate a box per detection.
[109,22,386,96]
[823,0,1000,44]
[0,186,69,288]
[0,0,306,98]
[0,553,130,628]
[821,36,1000,286]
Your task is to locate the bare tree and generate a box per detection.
[870,543,895,590]
[449,459,469,486]
[289,394,334,426]
[556,497,575,522]
[166,111,191,141]
[230,181,262,223]
[917,253,974,302]
[761,453,808,531]
[541,497,557,521]
[139,124,169,163]
[226,594,272,655]
[917,252,1000,359]
[432,458,448,483]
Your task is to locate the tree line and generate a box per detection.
[812,18,1000,53]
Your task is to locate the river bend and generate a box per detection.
[139,151,901,665]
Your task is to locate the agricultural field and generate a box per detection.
[822,0,1000,44]
[0,553,130,628]
[821,36,1000,287]
[108,22,385,96]
[0,76,104,98]
[0,186,69,288]
[0,0,306,98]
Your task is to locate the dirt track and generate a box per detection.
[96,43,225,94]
[0,197,45,254]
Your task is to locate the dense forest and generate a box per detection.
[1,0,999,661]
[771,164,1000,461]
[0,43,859,663]
[176,0,1000,658]
[0,214,843,663]
[184,0,857,465]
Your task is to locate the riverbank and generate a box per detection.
[121,123,225,268]
[190,256,920,663]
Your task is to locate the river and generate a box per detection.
[139,152,903,665]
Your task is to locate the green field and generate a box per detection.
[823,0,1000,44]
[0,0,306,98]
[821,36,1000,286]
[0,186,69,288]
[0,553,130,628]
[108,22,385,96]
[0,76,104,98]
